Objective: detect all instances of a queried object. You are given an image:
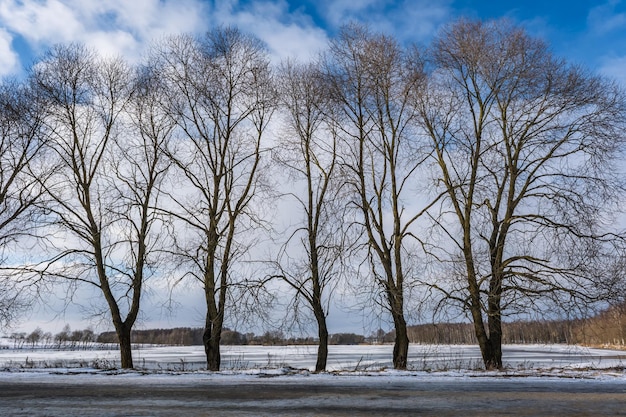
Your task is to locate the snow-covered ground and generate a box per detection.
[1,353,625,417]
[1,343,623,416]
[0,342,624,373]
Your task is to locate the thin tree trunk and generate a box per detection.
[314,306,329,373]
[391,310,409,370]
[203,240,223,372]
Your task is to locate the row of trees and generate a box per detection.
[12,310,624,349]
[95,327,367,346]
[7,325,95,349]
[97,311,626,346]
[1,18,625,371]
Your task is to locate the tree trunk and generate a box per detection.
[471,314,503,370]
[482,267,504,370]
[391,311,409,370]
[314,308,329,373]
[115,324,134,369]
[203,323,221,372]
[466,254,503,370]
[485,300,503,370]
[468,287,501,370]
[484,339,503,370]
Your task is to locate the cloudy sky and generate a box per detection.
[2,0,625,335]
[0,0,624,83]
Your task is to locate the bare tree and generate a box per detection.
[324,24,429,369]
[271,60,344,372]
[0,78,48,328]
[155,27,275,371]
[103,60,174,366]
[30,44,170,368]
[417,19,626,369]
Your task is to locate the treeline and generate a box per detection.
[406,321,573,345]
[8,303,626,349]
[94,303,626,347]
[411,305,626,346]
[7,325,96,349]
[96,328,366,346]
[571,303,626,346]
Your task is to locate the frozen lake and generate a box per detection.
[0,343,624,372]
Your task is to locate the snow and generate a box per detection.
[1,343,623,417]
[0,342,624,378]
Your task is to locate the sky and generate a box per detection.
[0,0,624,83]
[2,0,625,335]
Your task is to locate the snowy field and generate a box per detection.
[0,342,624,373]
[0,343,625,416]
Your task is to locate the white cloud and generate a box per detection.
[210,0,329,62]
[0,0,83,44]
[82,30,139,60]
[599,55,626,87]
[315,0,452,43]
[384,0,452,43]
[0,0,209,67]
[99,0,210,41]
[0,0,329,70]
[587,0,626,35]
[0,29,19,76]
[319,0,379,28]
[262,23,328,62]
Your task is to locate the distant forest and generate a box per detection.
[96,303,626,347]
[10,302,624,349]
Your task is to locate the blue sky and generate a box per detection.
[1,0,625,334]
[0,0,624,84]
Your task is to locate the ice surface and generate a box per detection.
[0,342,624,375]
